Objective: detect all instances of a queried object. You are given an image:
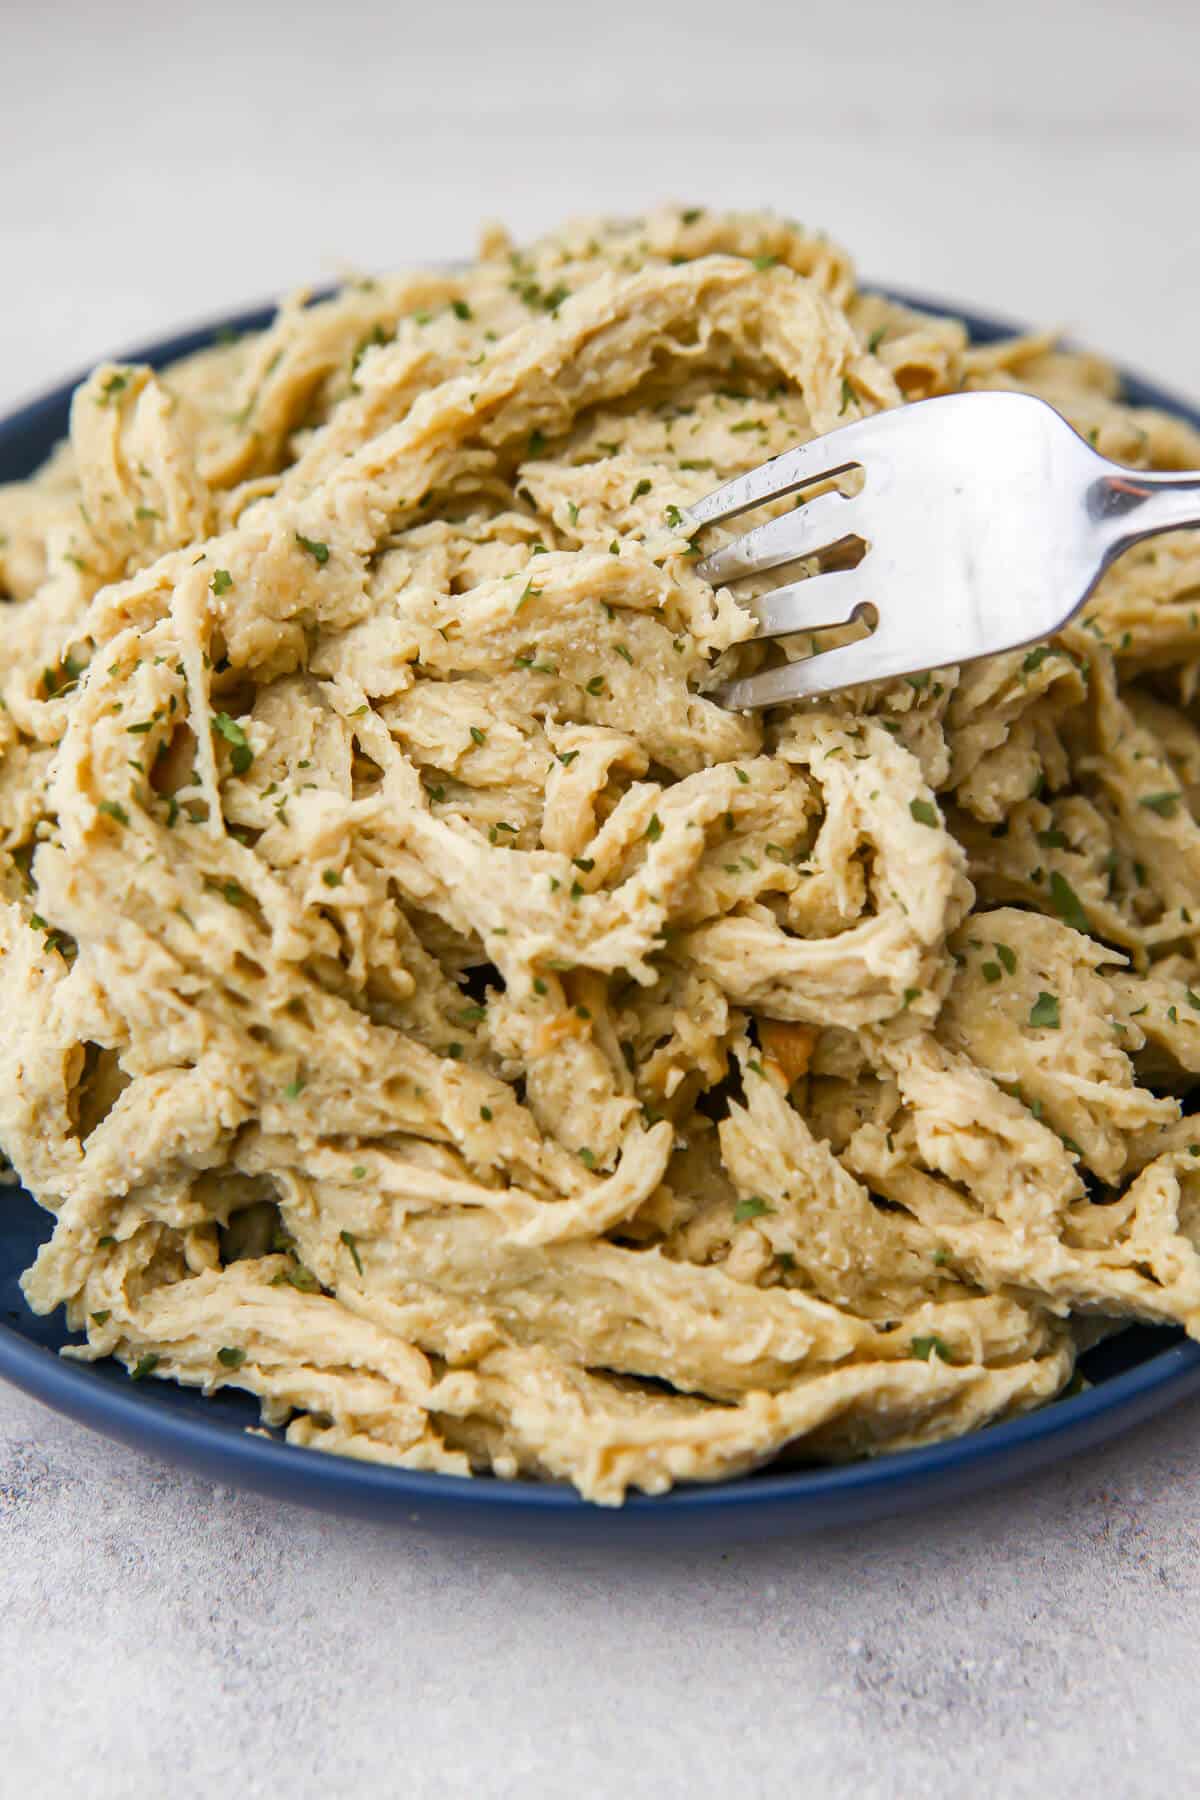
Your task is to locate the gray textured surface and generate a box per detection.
[4,1383,1199,1798]
[5,1,1200,1793]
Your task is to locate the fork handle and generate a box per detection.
[1095,468,1200,559]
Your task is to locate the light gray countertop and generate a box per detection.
[4,2,1199,1792]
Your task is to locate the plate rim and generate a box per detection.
[4,280,1200,1530]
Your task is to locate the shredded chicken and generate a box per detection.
[4,207,1200,1503]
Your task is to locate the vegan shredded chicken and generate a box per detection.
[5,207,1200,1502]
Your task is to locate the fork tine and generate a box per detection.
[684,417,878,530]
[742,568,871,637]
[714,634,899,711]
[697,491,858,585]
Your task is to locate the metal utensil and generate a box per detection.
[689,391,1200,710]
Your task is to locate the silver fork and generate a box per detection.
[688,392,1200,710]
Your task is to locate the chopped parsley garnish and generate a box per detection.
[339,1230,364,1275]
[665,504,685,529]
[213,711,253,774]
[470,725,486,745]
[1139,791,1180,817]
[91,1310,111,1325]
[867,327,887,353]
[1022,646,1051,674]
[578,1147,597,1168]
[909,798,938,827]
[733,1196,773,1222]
[982,961,1002,983]
[284,1073,307,1099]
[839,377,855,414]
[585,675,605,695]
[995,943,1017,975]
[479,1106,493,1122]
[451,298,472,320]
[645,813,663,842]
[1029,991,1061,1030]
[1049,870,1089,933]
[217,1346,246,1369]
[98,370,129,404]
[630,478,652,502]
[131,1353,159,1381]
[322,869,343,887]
[210,569,233,596]
[351,1165,367,1179]
[295,532,330,565]
[910,1334,954,1363]
[97,800,129,826]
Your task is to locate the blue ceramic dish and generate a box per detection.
[3,287,1200,1542]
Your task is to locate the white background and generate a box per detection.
[4,2,1200,1794]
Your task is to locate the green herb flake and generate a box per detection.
[97,800,129,826]
[1022,646,1051,674]
[995,943,1017,975]
[295,532,330,565]
[578,1146,597,1168]
[1049,870,1090,934]
[339,1230,364,1275]
[98,370,130,405]
[321,868,343,888]
[1139,791,1181,817]
[283,1073,307,1099]
[480,1106,493,1123]
[733,1196,773,1222]
[469,725,487,746]
[585,675,606,696]
[351,1165,367,1179]
[630,478,652,502]
[131,1353,159,1381]
[91,1310,111,1325]
[1029,991,1061,1030]
[451,298,472,320]
[210,568,233,596]
[645,813,663,842]
[981,961,1002,984]
[217,1346,246,1369]
[910,1334,954,1364]
[909,797,938,827]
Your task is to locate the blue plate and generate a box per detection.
[4,287,1200,1541]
